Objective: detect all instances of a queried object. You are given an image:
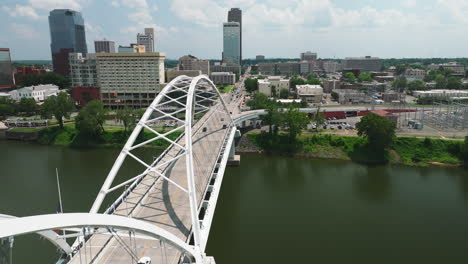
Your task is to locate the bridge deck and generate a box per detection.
[69,102,231,264]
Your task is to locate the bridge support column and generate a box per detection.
[0,237,13,264]
[227,130,241,166]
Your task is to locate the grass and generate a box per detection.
[35,125,183,148]
[9,127,44,133]
[218,85,234,93]
[247,132,464,166]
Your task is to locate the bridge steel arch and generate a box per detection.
[85,75,234,263]
[0,214,72,254]
[0,213,197,259]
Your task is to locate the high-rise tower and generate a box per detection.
[48,9,88,77]
[137,28,155,53]
[223,22,241,65]
[227,8,242,64]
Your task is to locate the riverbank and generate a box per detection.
[240,132,465,167]
[3,124,182,149]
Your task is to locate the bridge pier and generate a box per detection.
[0,237,13,264]
[227,129,241,166]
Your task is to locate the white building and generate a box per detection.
[69,53,98,87]
[258,76,290,97]
[296,85,323,104]
[413,89,468,99]
[403,68,426,81]
[9,84,59,102]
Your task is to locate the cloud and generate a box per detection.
[111,0,161,34]
[402,0,417,8]
[2,4,40,19]
[27,0,83,10]
[9,23,41,40]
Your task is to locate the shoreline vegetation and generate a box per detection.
[4,124,182,150]
[239,132,465,168]
[4,126,465,168]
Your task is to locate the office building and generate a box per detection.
[343,56,382,72]
[96,52,165,108]
[118,44,146,53]
[0,48,14,90]
[323,61,340,73]
[258,76,290,97]
[228,8,242,64]
[323,79,341,93]
[258,63,276,75]
[94,40,115,53]
[69,53,98,87]
[256,55,265,61]
[428,62,465,76]
[300,51,317,61]
[210,72,236,85]
[296,85,323,104]
[223,22,241,65]
[9,84,59,102]
[211,63,241,75]
[48,9,88,77]
[166,70,201,82]
[178,55,210,75]
[137,28,155,53]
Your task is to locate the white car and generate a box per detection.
[138,257,151,264]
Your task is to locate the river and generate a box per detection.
[0,141,467,264]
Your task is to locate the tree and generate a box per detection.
[395,65,408,76]
[75,100,106,136]
[18,72,70,89]
[407,80,426,93]
[462,136,468,168]
[435,74,447,90]
[311,106,325,132]
[261,104,282,136]
[344,72,356,83]
[447,77,462,90]
[281,105,309,142]
[289,75,306,89]
[356,113,396,155]
[358,72,373,82]
[279,88,289,99]
[331,92,339,101]
[306,73,321,85]
[18,97,38,116]
[247,93,271,110]
[116,107,139,133]
[244,78,258,93]
[41,92,74,128]
[392,77,407,93]
[270,85,277,98]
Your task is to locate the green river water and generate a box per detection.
[0,141,467,264]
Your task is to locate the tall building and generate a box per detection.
[48,9,88,77]
[228,8,242,64]
[137,28,155,53]
[96,52,165,108]
[178,55,210,75]
[223,22,241,65]
[0,48,14,91]
[300,51,317,61]
[69,53,97,87]
[343,56,383,72]
[94,40,115,53]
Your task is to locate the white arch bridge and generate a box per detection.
[0,75,242,264]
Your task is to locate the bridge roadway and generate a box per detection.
[69,100,233,264]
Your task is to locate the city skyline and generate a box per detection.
[2,0,468,60]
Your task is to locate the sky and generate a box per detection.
[1,0,468,60]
